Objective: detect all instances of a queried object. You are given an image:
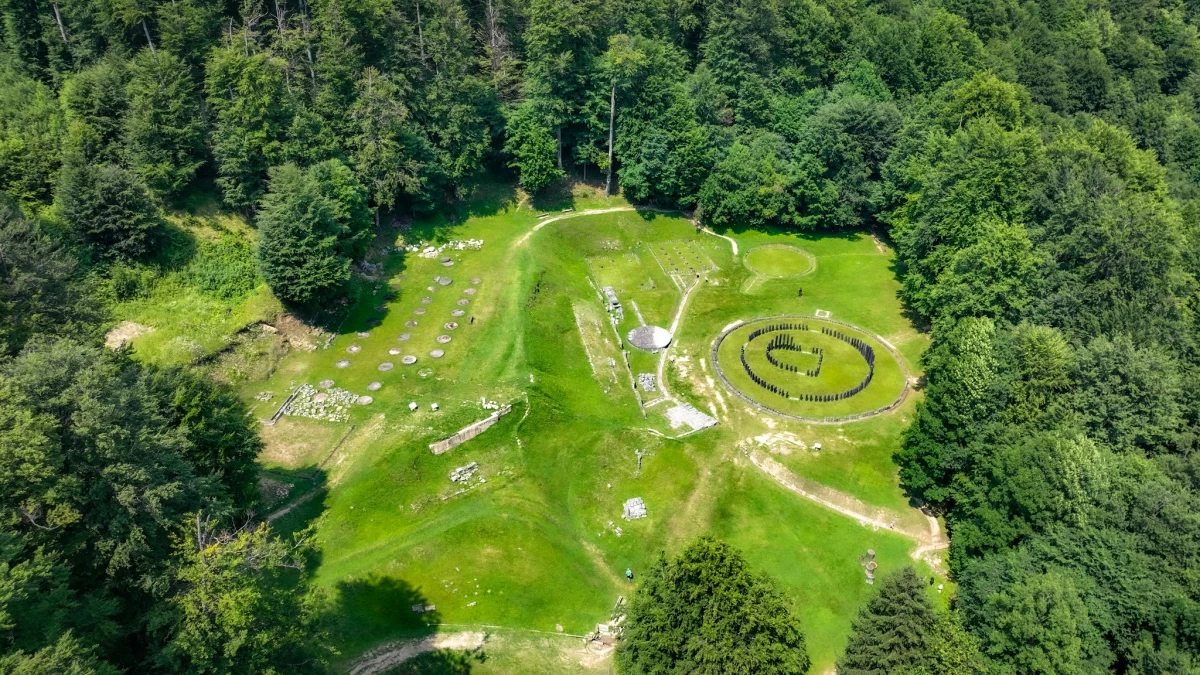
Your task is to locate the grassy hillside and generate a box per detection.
[218,183,941,673]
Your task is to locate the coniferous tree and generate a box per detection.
[124,49,206,197]
[504,101,562,193]
[256,159,370,305]
[837,566,936,675]
[0,196,97,355]
[617,537,809,675]
[60,57,130,164]
[349,67,438,214]
[0,64,63,204]
[57,158,160,260]
[205,48,293,209]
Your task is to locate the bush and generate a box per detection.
[106,264,158,301]
[189,237,259,300]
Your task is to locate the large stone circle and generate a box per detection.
[711,315,909,424]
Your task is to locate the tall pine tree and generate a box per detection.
[837,566,936,675]
[617,537,809,675]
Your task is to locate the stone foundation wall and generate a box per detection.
[429,404,513,455]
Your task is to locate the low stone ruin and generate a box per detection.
[627,326,672,352]
[861,549,878,584]
[429,404,513,455]
[623,497,647,520]
[637,373,657,392]
[449,462,478,482]
[284,384,359,422]
[408,239,483,257]
[665,404,718,432]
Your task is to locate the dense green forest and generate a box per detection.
[2,0,1200,672]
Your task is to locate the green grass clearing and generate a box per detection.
[744,244,816,278]
[171,185,940,674]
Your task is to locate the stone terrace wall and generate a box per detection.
[429,404,513,455]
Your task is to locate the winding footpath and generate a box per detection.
[745,449,948,570]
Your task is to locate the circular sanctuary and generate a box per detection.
[627,325,672,351]
[712,316,909,423]
[743,245,816,278]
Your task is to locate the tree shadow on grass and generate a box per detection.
[260,467,329,546]
[145,218,199,270]
[402,179,521,247]
[384,648,485,675]
[461,179,519,221]
[884,239,930,334]
[332,575,445,659]
[529,177,580,213]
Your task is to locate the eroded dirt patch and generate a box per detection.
[104,321,153,349]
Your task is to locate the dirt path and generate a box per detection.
[744,449,948,569]
[514,206,633,248]
[654,275,701,407]
[266,488,325,522]
[699,226,738,255]
[348,632,487,675]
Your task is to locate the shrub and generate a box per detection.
[189,237,259,300]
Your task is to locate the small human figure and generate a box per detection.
[797,288,803,297]
[625,568,634,581]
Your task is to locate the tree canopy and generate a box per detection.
[617,537,809,675]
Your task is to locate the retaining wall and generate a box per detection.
[429,404,513,455]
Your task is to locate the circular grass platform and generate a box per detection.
[744,245,816,278]
[712,316,909,423]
